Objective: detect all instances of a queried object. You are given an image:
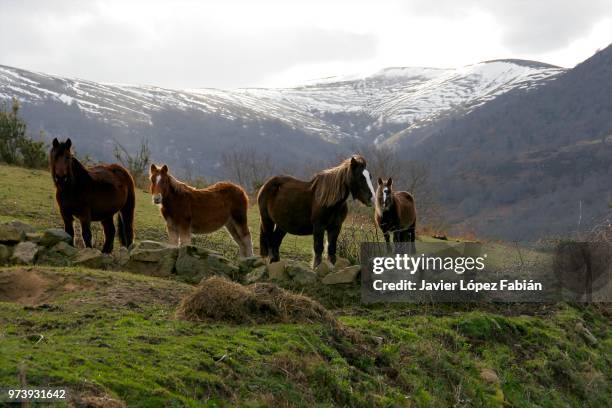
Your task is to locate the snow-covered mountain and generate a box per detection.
[228,60,562,142]
[0,59,564,178]
[0,59,562,144]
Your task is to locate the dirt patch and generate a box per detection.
[0,268,55,306]
[176,276,340,326]
[0,267,191,310]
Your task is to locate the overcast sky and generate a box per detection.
[1,0,611,88]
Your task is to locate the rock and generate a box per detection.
[40,228,72,247]
[245,265,268,284]
[25,232,43,243]
[36,249,70,267]
[322,265,361,285]
[73,248,105,269]
[0,244,12,263]
[333,257,351,271]
[35,241,77,267]
[286,262,317,285]
[11,241,40,264]
[6,220,36,233]
[113,246,130,267]
[134,240,171,250]
[315,260,333,278]
[575,322,598,346]
[175,245,239,283]
[238,256,265,274]
[51,241,78,258]
[125,241,178,277]
[480,368,500,384]
[267,260,287,280]
[207,254,240,279]
[0,222,27,243]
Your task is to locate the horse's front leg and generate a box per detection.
[312,224,325,268]
[384,231,392,254]
[60,209,75,246]
[166,220,179,246]
[101,217,115,253]
[326,224,342,265]
[179,223,192,246]
[80,218,93,248]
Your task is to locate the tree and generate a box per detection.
[113,138,151,188]
[221,148,277,193]
[0,98,46,168]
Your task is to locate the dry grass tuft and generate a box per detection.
[176,276,340,327]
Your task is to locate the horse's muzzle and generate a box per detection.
[152,194,162,205]
[54,175,69,185]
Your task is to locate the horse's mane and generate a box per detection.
[311,155,364,207]
[167,174,196,194]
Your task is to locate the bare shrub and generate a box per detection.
[113,138,151,188]
[221,148,277,193]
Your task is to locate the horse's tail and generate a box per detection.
[257,180,275,258]
[118,181,136,248]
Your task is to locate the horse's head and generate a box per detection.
[149,164,170,205]
[376,177,393,211]
[49,138,73,187]
[348,155,374,207]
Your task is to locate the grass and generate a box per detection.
[0,266,609,407]
[0,164,610,406]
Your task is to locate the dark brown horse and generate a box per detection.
[149,164,253,257]
[50,138,135,253]
[375,178,417,253]
[258,155,375,267]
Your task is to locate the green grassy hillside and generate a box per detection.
[0,164,610,407]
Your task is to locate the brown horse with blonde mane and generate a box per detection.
[49,138,135,253]
[375,177,417,253]
[258,155,375,267]
[149,164,253,257]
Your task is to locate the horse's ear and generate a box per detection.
[161,165,168,174]
[350,156,357,167]
[386,178,393,187]
[65,138,72,150]
[150,163,158,174]
[377,177,383,186]
[52,138,59,148]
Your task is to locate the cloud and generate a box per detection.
[0,0,609,87]
[0,0,378,88]
[406,0,612,54]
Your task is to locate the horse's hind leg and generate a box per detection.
[270,227,286,263]
[118,187,135,248]
[226,220,253,258]
[229,204,254,257]
[259,214,274,260]
[101,217,115,254]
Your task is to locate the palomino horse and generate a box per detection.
[149,164,253,257]
[258,155,375,267]
[375,178,417,253]
[50,138,135,253]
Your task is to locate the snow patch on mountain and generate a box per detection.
[0,60,564,143]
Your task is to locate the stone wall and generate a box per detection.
[0,220,361,286]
